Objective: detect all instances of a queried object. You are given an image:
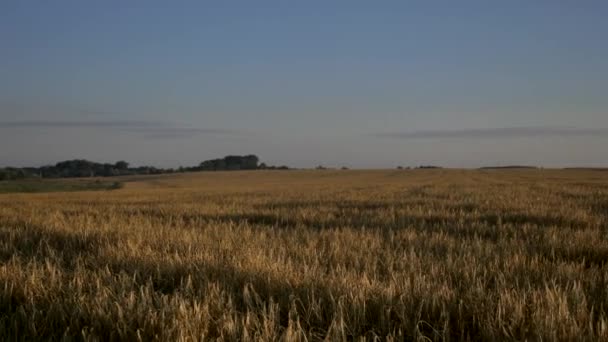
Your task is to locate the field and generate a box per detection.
[1,169,608,341]
[0,179,122,194]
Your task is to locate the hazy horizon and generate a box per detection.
[2,2,607,168]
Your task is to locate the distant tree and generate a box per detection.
[100,163,118,177]
[0,155,282,180]
[224,156,242,170]
[0,169,9,181]
[200,155,259,171]
[39,166,58,178]
[241,155,259,170]
[55,159,95,177]
[114,161,129,170]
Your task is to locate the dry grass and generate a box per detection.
[1,169,608,341]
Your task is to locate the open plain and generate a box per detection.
[1,169,608,340]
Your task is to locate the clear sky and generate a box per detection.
[1,1,607,168]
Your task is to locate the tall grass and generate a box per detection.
[1,169,607,340]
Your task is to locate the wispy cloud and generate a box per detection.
[0,120,160,128]
[77,109,136,117]
[0,120,235,139]
[127,127,236,139]
[375,126,608,140]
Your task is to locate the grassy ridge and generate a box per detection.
[0,169,607,340]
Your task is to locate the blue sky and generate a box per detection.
[1,1,607,168]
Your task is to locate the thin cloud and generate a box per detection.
[376,126,608,140]
[0,120,160,128]
[77,109,135,117]
[0,120,235,139]
[128,127,236,139]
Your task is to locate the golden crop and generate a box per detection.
[1,169,607,341]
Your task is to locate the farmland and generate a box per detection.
[1,169,607,340]
[0,179,122,194]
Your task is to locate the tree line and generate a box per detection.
[0,155,289,181]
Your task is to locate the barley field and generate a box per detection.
[1,169,608,341]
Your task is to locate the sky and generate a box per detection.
[1,1,607,168]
